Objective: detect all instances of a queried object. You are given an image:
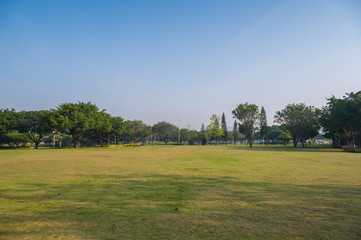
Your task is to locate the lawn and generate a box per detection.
[0,145,360,240]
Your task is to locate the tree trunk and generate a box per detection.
[73,141,80,148]
[293,137,298,147]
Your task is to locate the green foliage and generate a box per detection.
[259,107,269,142]
[0,109,17,144]
[1,132,29,148]
[275,103,320,148]
[268,125,282,142]
[279,130,292,145]
[206,114,223,145]
[55,102,101,148]
[179,128,198,144]
[124,120,151,143]
[232,120,239,145]
[17,110,53,149]
[221,113,228,144]
[200,123,208,145]
[321,91,361,148]
[153,121,178,144]
[111,116,125,144]
[232,103,259,147]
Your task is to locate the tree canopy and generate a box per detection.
[232,103,259,147]
[206,114,223,145]
[275,103,320,147]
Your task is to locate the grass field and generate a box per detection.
[0,145,360,240]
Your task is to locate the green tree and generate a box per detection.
[124,120,151,143]
[321,91,361,148]
[90,111,113,146]
[232,103,259,148]
[268,125,282,143]
[232,120,238,145]
[17,110,53,149]
[206,114,223,145]
[279,130,292,146]
[259,106,269,145]
[200,123,208,145]
[2,133,29,148]
[152,121,178,144]
[111,116,125,144]
[0,109,17,146]
[275,103,320,148]
[54,102,100,148]
[221,113,228,144]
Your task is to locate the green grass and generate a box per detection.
[0,145,360,239]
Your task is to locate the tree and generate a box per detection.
[0,109,17,146]
[259,106,269,145]
[90,111,113,146]
[124,120,151,143]
[321,91,361,148]
[268,125,282,143]
[221,113,228,144]
[54,102,100,148]
[232,120,238,145]
[180,128,190,144]
[152,121,178,144]
[279,130,292,146]
[2,133,29,148]
[111,116,125,144]
[17,110,53,149]
[275,103,320,148]
[232,103,259,148]
[206,114,223,145]
[200,123,208,145]
[180,128,198,145]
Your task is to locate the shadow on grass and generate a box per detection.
[1,174,361,239]
[224,144,344,153]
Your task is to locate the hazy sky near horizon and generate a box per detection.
[1,0,361,129]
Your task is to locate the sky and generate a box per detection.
[1,0,361,129]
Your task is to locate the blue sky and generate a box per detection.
[1,0,361,129]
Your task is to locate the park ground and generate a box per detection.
[0,145,360,240]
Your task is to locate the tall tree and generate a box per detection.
[232,103,259,148]
[221,113,228,144]
[232,120,238,145]
[206,114,223,145]
[275,103,320,148]
[200,123,208,145]
[259,106,269,145]
[17,110,53,149]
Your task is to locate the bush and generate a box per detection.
[343,147,361,153]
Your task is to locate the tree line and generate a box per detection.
[0,91,360,149]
